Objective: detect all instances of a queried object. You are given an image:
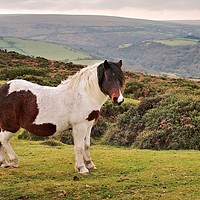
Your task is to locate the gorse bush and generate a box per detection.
[16,74,53,86]
[103,106,140,146]
[56,130,74,145]
[138,96,200,150]
[101,101,133,122]
[40,139,64,146]
[103,95,200,150]
[137,96,164,115]
[91,117,107,139]
[124,80,156,99]
[0,67,49,80]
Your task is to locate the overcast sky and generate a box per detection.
[0,0,200,20]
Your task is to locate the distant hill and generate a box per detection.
[116,40,200,78]
[0,14,200,78]
[169,20,200,26]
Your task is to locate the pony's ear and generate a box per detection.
[118,60,122,68]
[104,60,110,70]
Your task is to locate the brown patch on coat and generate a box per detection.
[0,83,56,136]
[86,110,100,123]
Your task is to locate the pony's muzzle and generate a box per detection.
[118,98,124,106]
[112,96,124,106]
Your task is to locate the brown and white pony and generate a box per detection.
[0,60,125,174]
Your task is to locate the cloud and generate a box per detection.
[1,0,200,10]
[0,0,200,20]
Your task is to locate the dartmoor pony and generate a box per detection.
[0,60,125,174]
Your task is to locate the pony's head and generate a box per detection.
[97,60,125,105]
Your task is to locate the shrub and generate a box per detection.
[0,67,49,80]
[103,95,200,150]
[134,96,200,150]
[101,100,133,122]
[137,96,164,115]
[103,96,164,147]
[91,117,107,139]
[41,139,64,146]
[103,127,134,146]
[35,57,51,68]
[124,80,157,99]
[103,106,140,146]
[17,74,53,86]
[53,130,74,145]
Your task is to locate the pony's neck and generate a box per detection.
[59,64,108,108]
[83,65,108,107]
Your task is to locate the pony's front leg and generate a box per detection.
[83,126,96,170]
[73,123,90,174]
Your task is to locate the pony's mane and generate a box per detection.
[59,62,102,90]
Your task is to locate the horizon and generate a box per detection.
[0,13,200,22]
[0,0,200,21]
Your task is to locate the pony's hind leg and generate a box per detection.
[0,142,10,168]
[0,131,19,168]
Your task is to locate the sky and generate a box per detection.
[0,0,200,21]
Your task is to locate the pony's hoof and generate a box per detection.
[10,159,19,168]
[11,163,19,168]
[91,166,97,170]
[79,168,89,175]
[88,165,97,170]
[76,165,89,175]
[0,160,11,168]
[80,171,90,175]
[1,164,11,168]
[86,161,96,170]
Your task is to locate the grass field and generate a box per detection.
[72,60,102,66]
[153,38,199,46]
[0,37,93,63]
[0,136,199,200]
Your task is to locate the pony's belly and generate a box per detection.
[25,123,57,137]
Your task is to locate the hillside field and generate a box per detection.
[152,38,199,46]
[0,37,99,64]
[0,135,200,200]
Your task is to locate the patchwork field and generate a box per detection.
[152,38,199,46]
[0,37,94,63]
[0,136,200,200]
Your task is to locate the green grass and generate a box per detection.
[117,43,132,49]
[0,80,6,85]
[72,59,102,66]
[0,37,92,62]
[124,98,140,104]
[0,39,10,48]
[153,38,199,46]
[0,137,199,200]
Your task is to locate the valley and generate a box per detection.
[0,14,200,77]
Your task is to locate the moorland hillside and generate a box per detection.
[0,50,200,150]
